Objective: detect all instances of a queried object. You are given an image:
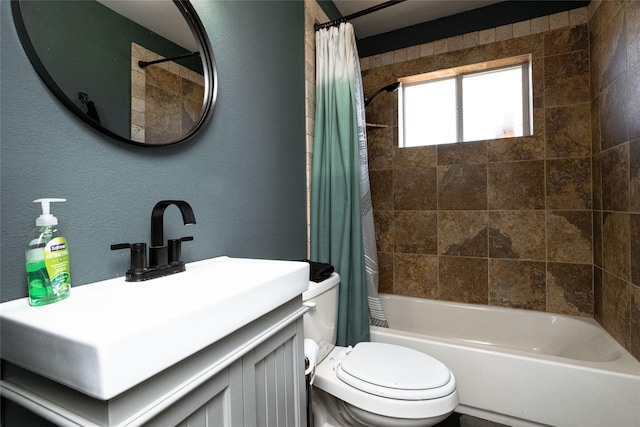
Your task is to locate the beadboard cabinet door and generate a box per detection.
[145,362,244,427]
[145,316,306,427]
[242,318,306,427]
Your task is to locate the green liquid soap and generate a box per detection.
[26,198,71,306]
[26,255,53,305]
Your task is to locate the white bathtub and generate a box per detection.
[370,294,640,427]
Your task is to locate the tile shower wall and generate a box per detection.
[363,15,595,317]
[589,0,640,359]
[131,43,205,145]
[362,2,640,360]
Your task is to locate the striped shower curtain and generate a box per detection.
[311,22,388,347]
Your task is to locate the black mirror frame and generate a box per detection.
[11,0,217,147]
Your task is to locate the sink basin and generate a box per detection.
[0,256,309,400]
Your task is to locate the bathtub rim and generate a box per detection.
[374,293,640,376]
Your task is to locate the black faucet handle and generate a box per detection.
[111,242,148,272]
[168,236,194,265]
[111,243,130,250]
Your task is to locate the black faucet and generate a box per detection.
[111,200,196,281]
[150,200,196,247]
[149,200,196,267]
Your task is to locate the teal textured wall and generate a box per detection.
[0,0,307,302]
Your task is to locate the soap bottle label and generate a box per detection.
[44,237,71,297]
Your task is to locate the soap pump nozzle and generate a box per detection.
[34,198,66,226]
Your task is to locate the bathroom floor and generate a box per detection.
[437,412,508,427]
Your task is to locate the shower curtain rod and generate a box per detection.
[138,51,200,69]
[315,0,407,31]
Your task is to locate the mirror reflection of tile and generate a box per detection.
[130,43,205,145]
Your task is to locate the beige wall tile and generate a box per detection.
[447,35,464,51]
[495,24,513,41]
[433,39,448,54]
[479,28,496,45]
[550,11,570,29]
[463,32,479,48]
[513,20,531,38]
[570,7,588,26]
[393,48,407,63]
[406,45,421,61]
[420,42,434,57]
[531,16,550,34]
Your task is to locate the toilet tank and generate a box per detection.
[302,273,340,362]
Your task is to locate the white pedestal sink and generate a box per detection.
[0,256,309,400]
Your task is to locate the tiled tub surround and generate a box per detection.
[364,21,593,314]
[130,43,205,144]
[362,3,639,360]
[590,0,640,358]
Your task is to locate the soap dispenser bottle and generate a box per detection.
[25,198,71,306]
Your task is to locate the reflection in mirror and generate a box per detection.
[11,0,216,146]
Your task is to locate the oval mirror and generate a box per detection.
[11,0,217,146]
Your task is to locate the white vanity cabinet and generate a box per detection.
[1,297,307,426]
[1,257,310,426]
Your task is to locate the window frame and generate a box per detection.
[398,55,533,147]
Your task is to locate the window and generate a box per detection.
[399,56,532,147]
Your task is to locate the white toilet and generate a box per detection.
[303,273,459,427]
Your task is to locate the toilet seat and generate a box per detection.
[314,345,459,421]
[336,342,456,400]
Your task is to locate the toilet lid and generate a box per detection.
[336,342,455,400]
